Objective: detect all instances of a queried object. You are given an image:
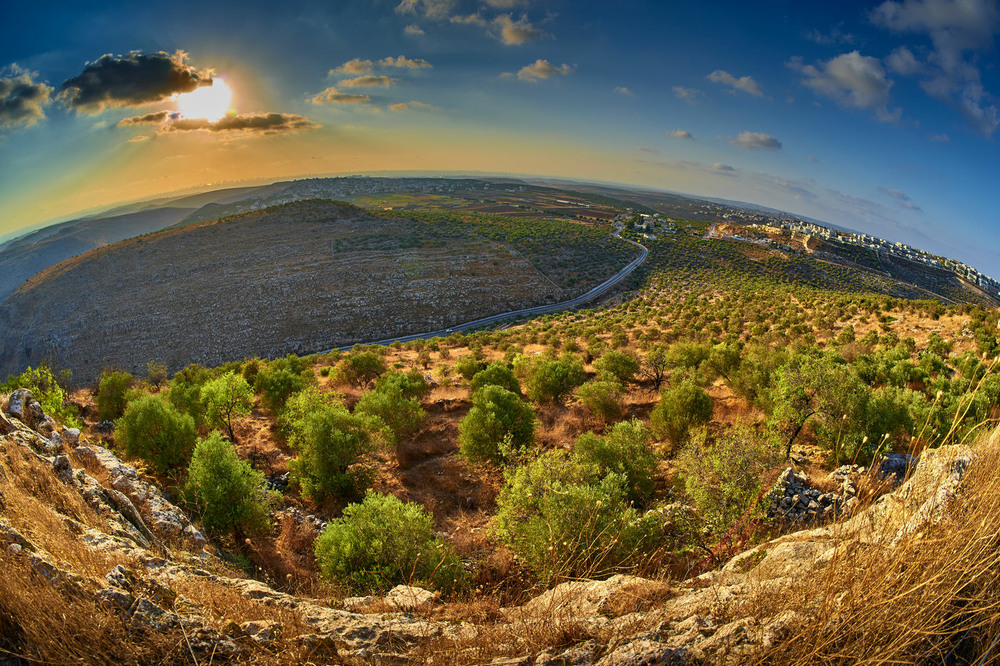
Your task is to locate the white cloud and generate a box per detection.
[311,87,371,104]
[929,132,950,141]
[331,59,374,75]
[614,86,633,96]
[803,25,856,45]
[482,0,530,7]
[379,55,432,69]
[492,14,544,45]
[789,51,901,122]
[668,129,693,139]
[396,0,457,20]
[887,46,923,75]
[707,70,763,96]
[515,59,573,82]
[672,86,703,104]
[404,24,426,36]
[871,0,1000,136]
[450,13,488,26]
[880,186,922,211]
[340,75,396,88]
[730,131,782,150]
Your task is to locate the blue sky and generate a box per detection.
[1,0,998,276]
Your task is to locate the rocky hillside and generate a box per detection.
[2,388,997,664]
[0,200,633,384]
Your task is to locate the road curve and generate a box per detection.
[325,233,648,352]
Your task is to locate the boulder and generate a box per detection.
[6,389,44,429]
[385,585,437,611]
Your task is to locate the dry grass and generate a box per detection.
[742,429,1000,664]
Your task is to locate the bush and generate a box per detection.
[470,363,522,395]
[254,367,307,412]
[572,419,658,506]
[650,378,713,448]
[678,424,782,534]
[574,380,625,423]
[314,492,465,594]
[168,364,214,426]
[97,370,135,421]
[115,395,196,475]
[372,370,431,400]
[287,404,377,501]
[454,355,487,382]
[332,351,386,389]
[200,371,254,441]
[1,364,79,427]
[594,350,639,385]
[516,354,586,405]
[184,431,272,536]
[457,385,536,464]
[354,382,426,446]
[278,387,343,442]
[492,451,664,584]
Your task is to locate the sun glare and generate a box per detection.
[174,79,232,122]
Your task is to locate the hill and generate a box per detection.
[0,200,635,383]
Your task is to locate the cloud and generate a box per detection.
[379,55,432,69]
[887,46,923,75]
[730,131,782,150]
[332,58,374,75]
[492,14,544,45]
[160,112,319,134]
[871,0,1000,136]
[707,70,763,96]
[389,100,432,111]
[712,163,737,175]
[807,155,820,162]
[404,24,426,36]
[340,75,396,87]
[929,132,950,141]
[803,25,856,45]
[311,87,371,104]
[516,59,573,82]
[672,86,704,104]
[880,186,922,211]
[636,146,658,153]
[127,134,149,143]
[788,51,901,122]
[450,13,489,26]
[117,110,170,126]
[58,51,212,113]
[396,0,457,19]
[668,129,693,139]
[0,66,53,130]
[482,0,530,7]
[614,86,633,96]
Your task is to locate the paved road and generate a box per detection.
[325,233,649,352]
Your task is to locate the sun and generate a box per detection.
[174,79,232,122]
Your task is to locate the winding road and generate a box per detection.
[330,232,649,351]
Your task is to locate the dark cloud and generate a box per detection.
[58,51,212,113]
[159,112,319,134]
[117,110,171,126]
[311,87,371,104]
[0,66,53,130]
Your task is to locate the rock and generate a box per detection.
[95,420,115,434]
[536,639,598,665]
[6,389,44,429]
[52,454,73,481]
[385,585,437,611]
[877,453,917,484]
[0,411,14,434]
[517,575,655,619]
[342,595,377,612]
[63,427,81,446]
[241,619,281,645]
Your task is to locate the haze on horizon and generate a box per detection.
[1,0,998,277]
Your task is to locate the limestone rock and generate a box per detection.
[6,389,44,429]
[385,584,438,610]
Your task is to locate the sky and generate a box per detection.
[1,0,998,276]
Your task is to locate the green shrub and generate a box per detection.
[115,395,196,475]
[454,355,487,382]
[457,385,535,464]
[254,367,307,412]
[516,354,586,405]
[168,364,214,426]
[314,492,465,594]
[1,364,79,427]
[492,451,664,584]
[678,424,781,534]
[470,363,521,395]
[145,362,168,389]
[200,371,254,441]
[287,404,377,501]
[574,380,625,423]
[594,350,639,385]
[372,370,431,400]
[97,370,135,421]
[278,386,343,443]
[354,382,426,446]
[571,419,657,506]
[332,351,386,389]
[184,431,272,536]
[650,378,713,448]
